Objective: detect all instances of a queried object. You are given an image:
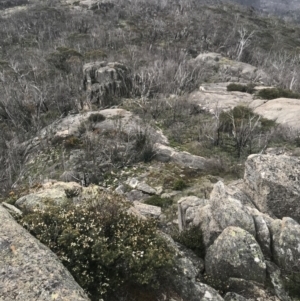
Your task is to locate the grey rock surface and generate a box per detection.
[155,143,208,170]
[193,52,268,83]
[162,234,224,301]
[177,196,208,231]
[266,261,292,301]
[190,182,255,247]
[224,292,248,301]
[270,217,300,273]
[15,181,82,211]
[133,201,161,218]
[83,61,132,108]
[125,189,149,202]
[1,202,22,217]
[227,278,280,301]
[205,227,266,284]
[0,205,89,301]
[210,181,256,236]
[244,154,300,222]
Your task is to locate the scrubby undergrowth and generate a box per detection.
[18,193,174,300]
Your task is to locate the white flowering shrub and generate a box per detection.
[18,194,174,300]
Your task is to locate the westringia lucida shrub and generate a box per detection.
[88,113,106,123]
[173,226,206,258]
[173,179,188,191]
[144,195,173,208]
[227,83,255,94]
[257,88,300,100]
[18,196,174,300]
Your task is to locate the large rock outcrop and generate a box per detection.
[0,205,90,301]
[270,217,300,273]
[162,234,224,301]
[205,227,266,285]
[193,52,268,83]
[180,181,256,248]
[244,153,300,222]
[83,61,132,108]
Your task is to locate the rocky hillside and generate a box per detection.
[228,0,300,19]
[1,0,300,300]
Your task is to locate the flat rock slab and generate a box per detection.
[189,84,300,130]
[244,154,300,222]
[155,143,208,170]
[133,201,161,218]
[189,89,254,113]
[0,205,89,301]
[252,98,300,130]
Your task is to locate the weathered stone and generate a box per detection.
[125,190,149,202]
[205,227,266,284]
[0,205,89,301]
[266,261,292,301]
[210,182,256,237]
[224,292,248,301]
[253,98,300,130]
[133,201,161,218]
[83,61,132,108]
[162,234,224,301]
[115,184,126,195]
[155,143,208,170]
[193,204,222,247]
[128,177,139,189]
[270,217,300,273]
[1,202,22,217]
[227,278,280,301]
[186,185,251,248]
[244,154,300,222]
[136,182,156,195]
[161,191,181,199]
[193,53,268,83]
[15,181,82,211]
[178,196,208,231]
[252,214,272,259]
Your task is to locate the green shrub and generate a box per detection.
[47,47,83,72]
[88,113,106,123]
[144,195,173,208]
[173,179,188,191]
[257,88,300,100]
[282,271,300,299]
[227,83,255,94]
[64,135,81,149]
[84,49,108,61]
[173,226,205,258]
[18,196,174,300]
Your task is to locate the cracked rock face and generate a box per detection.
[205,226,266,285]
[0,205,89,301]
[270,217,300,273]
[244,154,300,223]
[83,61,132,108]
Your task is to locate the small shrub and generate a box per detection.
[18,196,174,300]
[173,226,205,258]
[173,179,188,191]
[282,271,300,299]
[84,49,108,61]
[64,136,81,149]
[47,47,83,72]
[227,83,255,94]
[134,131,156,163]
[144,195,173,208]
[257,88,300,100]
[88,113,106,123]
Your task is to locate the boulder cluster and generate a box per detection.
[179,152,300,300]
